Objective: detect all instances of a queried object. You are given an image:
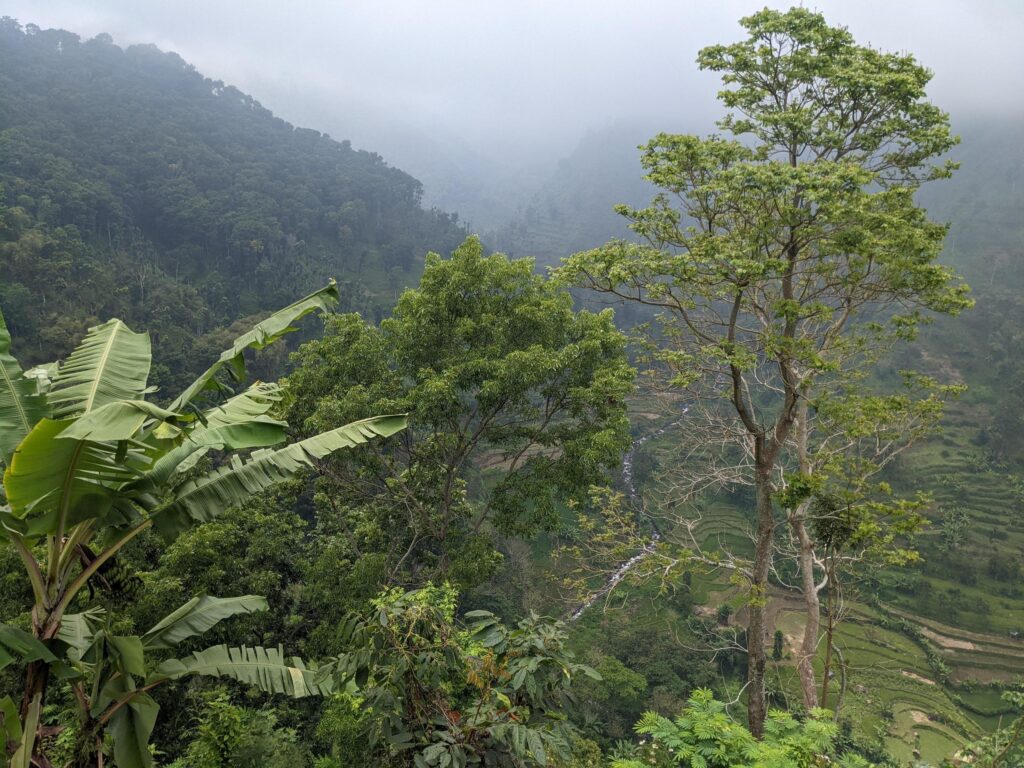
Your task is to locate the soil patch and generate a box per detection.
[901,670,936,686]
[909,709,931,725]
[922,627,976,651]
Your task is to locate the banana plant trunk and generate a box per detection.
[21,607,61,719]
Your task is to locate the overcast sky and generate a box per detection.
[5,1,1022,179]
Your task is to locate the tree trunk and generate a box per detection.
[20,605,67,764]
[790,396,821,709]
[793,514,820,709]
[747,466,774,738]
[820,559,838,710]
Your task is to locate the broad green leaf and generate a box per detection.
[139,383,287,490]
[3,419,143,537]
[155,644,331,697]
[0,308,47,466]
[58,608,106,660]
[155,414,406,538]
[49,319,152,418]
[10,692,40,768]
[60,400,182,442]
[169,281,338,412]
[142,595,268,650]
[107,689,158,768]
[203,381,284,428]
[0,623,57,671]
[526,730,546,765]
[0,695,21,744]
[108,635,146,677]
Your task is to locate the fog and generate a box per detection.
[5,0,1022,227]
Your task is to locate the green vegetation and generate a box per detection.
[0,284,406,765]
[324,583,595,767]
[610,688,869,768]
[559,5,969,734]
[2,4,1024,767]
[0,18,465,392]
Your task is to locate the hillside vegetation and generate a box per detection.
[2,9,1024,768]
[0,19,465,391]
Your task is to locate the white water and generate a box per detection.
[570,408,687,621]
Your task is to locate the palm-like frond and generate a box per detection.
[204,381,283,428]
[142,595,268,650]
[139,383,289,491]
[49,319,152,418]
[155,644,331,697]
[3,419,144,538]
[170,281,338,412]
[60,400,182,442]
[0,309,47,466]
[155,414,406,537]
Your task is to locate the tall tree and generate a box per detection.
[286,237,634,593]
[558,8,969,735]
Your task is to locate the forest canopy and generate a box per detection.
[0,18,466,392]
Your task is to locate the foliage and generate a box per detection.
[0,283,405,766]
[168,690,312,768]
[323,583,598,767]
[557,6,969,727]
[0,19,466,392]
[961,691,1024,768]
[610,689,872,768]
[940,505,971,551]
[773,630,785,662]
[286,236,634,589]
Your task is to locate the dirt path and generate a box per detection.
[902,670,936,686]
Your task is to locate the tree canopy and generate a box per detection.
[286,236,634,594]
[558,6,969,734]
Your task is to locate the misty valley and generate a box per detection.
[1,5,1024,768]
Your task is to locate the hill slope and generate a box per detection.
[0,19,466,389]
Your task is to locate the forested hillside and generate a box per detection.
[0,19,465,391]
[3,8,1024,768]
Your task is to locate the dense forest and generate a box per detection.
[2,8,1024,768]
[0,18,466,392]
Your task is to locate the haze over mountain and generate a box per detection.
[0,20,466,391]
[6,0,1023,233]
[4,5,1024,767]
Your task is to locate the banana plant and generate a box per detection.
[0,282,406,766]
[2,596,333,768]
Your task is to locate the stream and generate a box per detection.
[570,408,688,621]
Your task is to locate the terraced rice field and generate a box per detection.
[770,605,984,760]
[621,396,1024,761]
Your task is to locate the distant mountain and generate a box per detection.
[0,18,466,389]
[487,124,657,267]
[486,116,1024,281]
[918,117,1024,286]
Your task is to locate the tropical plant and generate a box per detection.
[610,688,872,768]
[961,690,1024,768]
[323,583,598,767]
[0,281,407,767]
